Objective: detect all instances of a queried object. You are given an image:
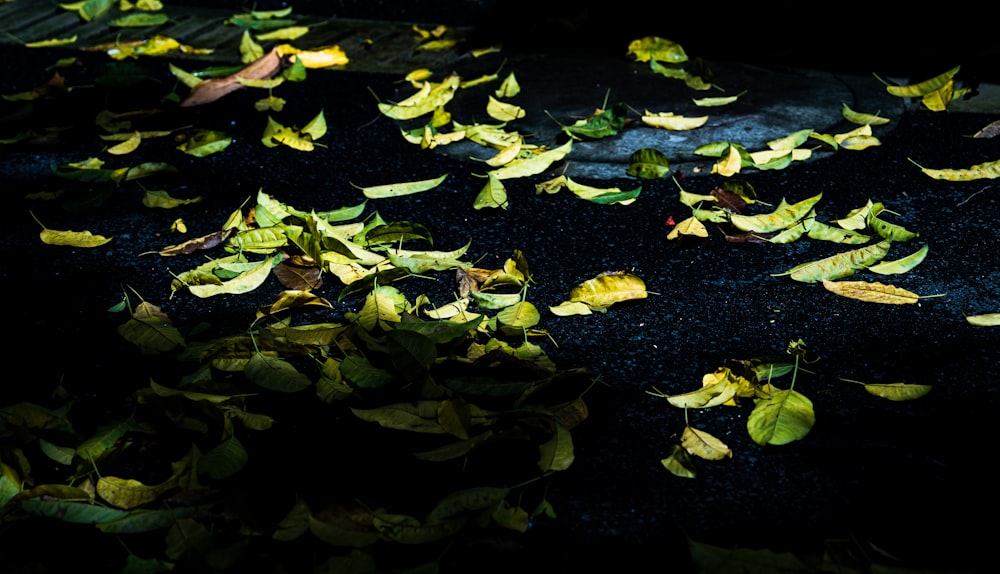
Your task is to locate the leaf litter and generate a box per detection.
[2,9,992,572]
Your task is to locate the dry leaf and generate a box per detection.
[180,48,282,107]
[821,280,928,304]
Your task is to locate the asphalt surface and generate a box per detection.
[1,3,999,573]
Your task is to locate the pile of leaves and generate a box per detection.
[3,187,601,571]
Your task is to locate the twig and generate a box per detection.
[957,185,993,207]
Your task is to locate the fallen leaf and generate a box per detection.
[566,271,647,311]
[911,157,1000,181]
[627,36,688,63]
[40,228,112,247]
[660,444,696,478]
[821,280,932,304]
[862,382,932,401]
[866,244,928,274]
[972,120,1000,138]
[729,193,822,233]
[882,65,960,98]
[179,48,283,107]
[681,425,732,460]
[747,389,814,446]
[966,313,1000,326]
[355,174,448,199]
[773,240,891,283]
[841,102,891,125]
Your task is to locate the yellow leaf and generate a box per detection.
[821,280,931,304]
[681,426,732,460]
[549,301,593,316]
[648,377,737,409]
[692,91,746,107]
[912,157,1000,181]
[660,444,696,478]
[25,35,78,48]
[537,423,574,472]
[839,135,881,150]
[486,96,525,122]
[355,174,448,199]
[142,190,203,208]
[489,140,572,180]
[494,72,520,98]
[187,256,276,298]
[473,172,507,210]
[863,382,932,401]
[301,109,327,140]
[641,111,708,131]
[404,68,433,86]
[568,271,647,311]
[484,138,522,167]
[774,240,890,283]
[40,228,112,247]
[627,36,688,63]
[866,244,928,274]
[966,313,1000,326]
[106,131,141,155]
[841,102,891,125]
[377,73,460,120]
[275,44,349,68]
[239,29,263,63]
[712,144,742,177]
[667,216,707,240]
[729,193,822,233]
[883,65,960,97]
[97,475,175,509]
[256,26,310,41]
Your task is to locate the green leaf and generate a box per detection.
[866,244,929,274]
[560,102,628,140]
[198,436,248,479]
[245,353,312,392]
[386,329,437,373]
[747,389,815,445]
[340,355,395,389]
[773,240,891,283]
[109,13,170,27]
[626,148,671,179]
[729,193,823,233]
[20,498,128,524]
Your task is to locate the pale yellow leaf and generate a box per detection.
[966,313,1000,326]
[821,280,924,304]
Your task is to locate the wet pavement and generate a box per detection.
[1,2,999,573]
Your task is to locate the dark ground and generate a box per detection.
[1,2,998,573]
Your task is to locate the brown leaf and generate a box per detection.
[180,48,283,107]
[273,257,323,290]
[709,186,748,212]
[972,120,1000,138]
[151,229,232,256]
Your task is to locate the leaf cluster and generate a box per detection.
[652,339,933,478]
[6,188,597,570]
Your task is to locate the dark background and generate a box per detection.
[1,2,998,573]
